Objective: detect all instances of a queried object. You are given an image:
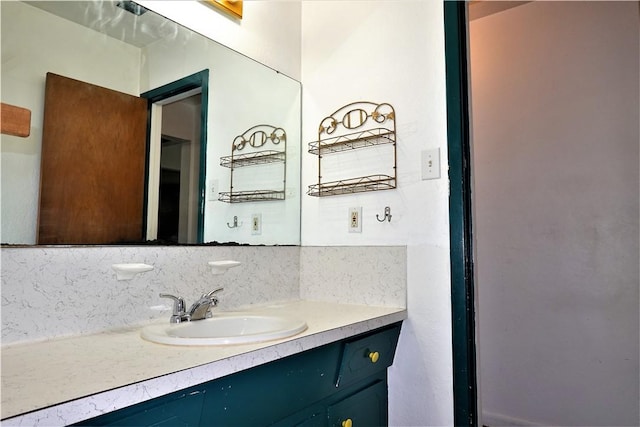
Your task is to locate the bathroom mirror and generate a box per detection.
[0,0,301,246]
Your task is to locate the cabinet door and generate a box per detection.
[200,342,341,426]
[328,380,387,427]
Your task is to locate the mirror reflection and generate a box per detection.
[0,0,301,246]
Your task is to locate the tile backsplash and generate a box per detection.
[300,246,406,307]
[1,245,406,344]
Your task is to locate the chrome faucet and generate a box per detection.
[160,288,223,323]
[187,288,223,321]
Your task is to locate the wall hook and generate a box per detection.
[376,206,392,222]
[227,215,242,228]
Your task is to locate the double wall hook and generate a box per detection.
[376,206,392,222]
[227,215,242,228]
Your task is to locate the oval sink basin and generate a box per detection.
[141,313,307,346]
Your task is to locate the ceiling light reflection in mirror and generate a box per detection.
[0,0,301,246]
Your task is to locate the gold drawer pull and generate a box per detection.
[342,418,353,427]
[368,351,380,363]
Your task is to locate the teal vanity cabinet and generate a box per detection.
[74,322,401,427]
[275,375,388,427]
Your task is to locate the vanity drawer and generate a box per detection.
[328,379,388,427]
[335,323,401,387]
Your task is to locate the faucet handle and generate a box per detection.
[202,288,224,308]
[159,293,186,319]
[203,287,224,299]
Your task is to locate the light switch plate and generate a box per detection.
[421,148,441,180]
[207,179,219,201]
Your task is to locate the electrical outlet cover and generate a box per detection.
[348,207,362,233]
[251,213,262,235]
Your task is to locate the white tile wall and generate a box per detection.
[300,246,406,307]
[1,245,406,344]
[1,246,299,344]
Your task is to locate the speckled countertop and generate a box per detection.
[1,300,406,426]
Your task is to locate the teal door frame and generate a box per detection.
[141,69,209,243]
[444,2,478,426]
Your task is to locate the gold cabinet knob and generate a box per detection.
[368,351,380,363]
[342,418,353,427]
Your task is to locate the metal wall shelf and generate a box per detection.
[308,128,395,155]
[219,125,286,203]
[220,150,285,168]
[218,189,285,203]
[307,174,396,197]
[307,101,397,197]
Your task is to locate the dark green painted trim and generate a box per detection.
[444,2,478,426]
[141,69,209,243]
[141,69,208,102]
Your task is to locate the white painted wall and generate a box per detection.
[301,2,453,425]
[470,2,639,426]
[136,1,301,81]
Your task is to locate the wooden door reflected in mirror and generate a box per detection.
[38,73,148,244]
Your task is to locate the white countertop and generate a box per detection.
[1,300,406,426]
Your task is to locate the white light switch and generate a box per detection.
[207,179,219,201]
[421,148,441,180]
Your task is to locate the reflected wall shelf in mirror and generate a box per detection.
[219,125,287,203]
[307,101,397,197]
